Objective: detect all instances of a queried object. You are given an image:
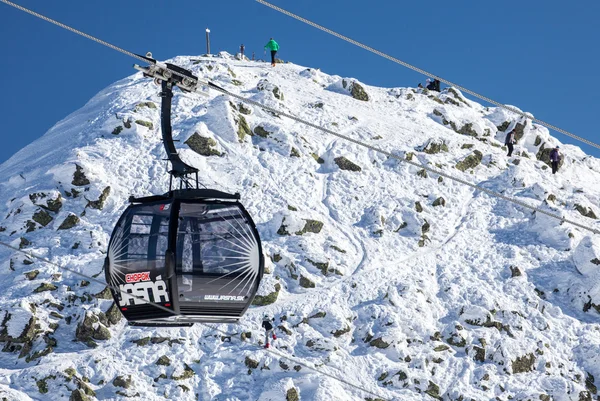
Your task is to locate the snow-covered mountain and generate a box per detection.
[0,51,599,401]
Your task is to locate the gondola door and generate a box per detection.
[173,201,264,321]
[106,201,175,322]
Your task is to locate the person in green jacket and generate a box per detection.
[264,38,279,66]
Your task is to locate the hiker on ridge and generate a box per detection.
[264,37,280,67]
[505,128,517,157]
[550,146,562,174]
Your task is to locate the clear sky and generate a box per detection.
[0,0,598,165]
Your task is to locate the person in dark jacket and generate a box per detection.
[264,38,280,67]
[549,146,561,174]
[505,129,517,157]
[426,78,434,90]
[240,44,245,59]
[262,315,276,348]
[433,79,441,91]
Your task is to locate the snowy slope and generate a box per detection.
[0,51,600,400]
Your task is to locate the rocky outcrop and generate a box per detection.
[72,165,90,186]
[86,187,111,210]
[185,133,222,156]
[334,156,362,172]
[455,150,483,172]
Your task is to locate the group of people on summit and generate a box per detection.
[238,38,280,67]
[505,129,562,174]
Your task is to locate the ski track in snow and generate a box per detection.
[0,52,599,400]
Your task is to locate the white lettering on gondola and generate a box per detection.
[119,274,170,306]
[204,295,245,302]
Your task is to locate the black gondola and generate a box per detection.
[105,55,264,326]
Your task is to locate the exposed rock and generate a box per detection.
[34,283,57,293]
[184,133,222,156]
[156,355,171,366]
[417,169,428,178]
[24,270,39,280]
[332,325,351,337]
[455,150,483,172]
[58,214,80,230]
[252,283,281,306]
[458,123,478,137]
[334,156,362,172]
[434,345,450,352]
[496,121,510,132]
[94,287,113,300]
[253,126,272,138]
[446,333,466,347]
[585,372,597,395]
[415,201,423,213]
[512,353,536,374]
[104,303,121,326]
[534,135,542,146]
[87,186,111,210]
[510,265,522,277]
[69,389,91,401]
[473,346,485,362]
[245,356,259,369]
[425,381,442,400]
[307,258,329,275]
[132,337,150,346]
[575,204,597,219]
[236,115,252,141]
[72,165,90,186]
[311,153,325,164]
[134,102,157,111]
[422,220,430,234]
[420,140,448,154]
[299,275,315,288]
[349,81,369,101]
[286,387,299,401]
[290,147,301,157]
[32,210,53,227]
[111,126,123,135]
[512,121,527,142]
[113,375,132,388]
[461,144,474,149]
[76,312,110,344]
[135,120,154,130]
[432,197,446,207]
[238,103,252,115]
[297,219,324,235]
[257,79,284,100]
[369,337,390,349]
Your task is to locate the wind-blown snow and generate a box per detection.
[0,51,599,400]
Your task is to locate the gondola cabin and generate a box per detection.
[105,189,264,326]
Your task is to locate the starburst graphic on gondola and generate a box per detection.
[203,207,262,296]
[106,222,136,288]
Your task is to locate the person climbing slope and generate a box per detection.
[264,37,280,67]
[550,146,562,174]
[262,315,277,348]
[505,128,517,157]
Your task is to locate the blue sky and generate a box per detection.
[0,0,598,165]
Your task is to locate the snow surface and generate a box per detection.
[0,52,599,400]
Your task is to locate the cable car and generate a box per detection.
[105,54,264,326]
